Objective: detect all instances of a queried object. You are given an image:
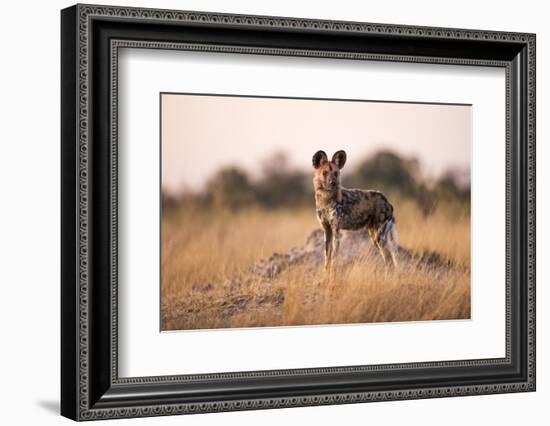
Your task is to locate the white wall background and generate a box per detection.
[0,0,546,424]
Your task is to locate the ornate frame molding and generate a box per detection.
[61,4,536,421]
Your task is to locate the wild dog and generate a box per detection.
[312,150,399,270]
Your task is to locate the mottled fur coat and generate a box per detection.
[312,150,399,269]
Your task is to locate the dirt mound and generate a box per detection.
[252,228,452,280]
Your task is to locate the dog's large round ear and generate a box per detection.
[312,150,328,169]
[332,150,347,169]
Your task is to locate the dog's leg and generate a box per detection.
[376,240,388,265]
[387,221,399,268]
[323,225,333,271]
[369,229,387,265]
[378,220,398,268]
[332,227,341,269]
[381,244,394,267]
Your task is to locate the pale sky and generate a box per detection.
[161,94,471,195]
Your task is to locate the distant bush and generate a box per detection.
[205,167,257,210]
[345,150,420,197]
[255,152,311,208]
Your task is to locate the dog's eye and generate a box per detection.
[334,171,339,177]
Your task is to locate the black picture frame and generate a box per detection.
[61,4,536,421]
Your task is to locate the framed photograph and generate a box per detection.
[61,4,536,421]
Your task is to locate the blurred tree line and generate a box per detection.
[162,150,470,217]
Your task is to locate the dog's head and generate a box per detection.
[312,150,347,191]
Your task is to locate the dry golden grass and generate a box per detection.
[161,201,470,330]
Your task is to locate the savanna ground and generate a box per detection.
[161,199,470,331]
